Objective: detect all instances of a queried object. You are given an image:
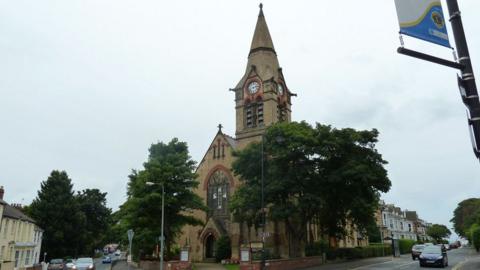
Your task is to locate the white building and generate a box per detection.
[378,202,418,241]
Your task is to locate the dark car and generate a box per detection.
[48,259,66,270]
[419,245,448,268]
[411,244,425,260]
[73,258,95,270]
[102,256,112,264]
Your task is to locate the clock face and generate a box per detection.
[247,81,260,94]
[277,84,284,95]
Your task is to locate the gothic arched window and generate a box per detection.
[207,170,230,217]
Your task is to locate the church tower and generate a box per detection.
[234,4,293,142]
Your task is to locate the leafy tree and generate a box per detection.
[426,224,451,243]
[231,121,390,257]
[214,235,232,262]
[76,189,112,255]
[29,170,86,259]
[468,224,480,252]
[118,138,207,259]
[450,198,480,237]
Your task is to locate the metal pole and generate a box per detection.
[447,0,480,151]
[261,135,265,270]
[160,184,165,270]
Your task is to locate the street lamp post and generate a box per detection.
[261,136,266,270]
[146,182,165,270]
[260,134,283,270]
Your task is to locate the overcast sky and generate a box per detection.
[1,0,479,236]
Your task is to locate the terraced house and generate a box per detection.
[0,187,43,270]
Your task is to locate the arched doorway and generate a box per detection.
[205,234,216,259]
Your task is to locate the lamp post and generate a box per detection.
[260,134,284,270]
[146,182,165,270]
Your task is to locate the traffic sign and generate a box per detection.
[127,229,134,242]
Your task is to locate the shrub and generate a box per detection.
[305,240,328,256]
[399,239,416,254]
[214,235,231,262]
[469,224,480,252]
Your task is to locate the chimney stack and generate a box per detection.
[0,186,4,200]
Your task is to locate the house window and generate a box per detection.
[15,250,20,267]
[207,170,230,217]
[25,250,31,265]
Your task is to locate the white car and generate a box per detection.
[115,250,121,256]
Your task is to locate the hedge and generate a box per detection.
[399,239,416,254]
[325,245,391,260]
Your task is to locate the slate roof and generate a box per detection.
[2,204,36,223]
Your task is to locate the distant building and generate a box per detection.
[376,201,419,241]
[0,186,43,270]
[405,211,431,242]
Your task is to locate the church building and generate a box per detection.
[178,4,293,261]
[178,5,366,262]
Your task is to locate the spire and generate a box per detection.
[249,3,276,56]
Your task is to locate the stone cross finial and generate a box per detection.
[218,123,223,132]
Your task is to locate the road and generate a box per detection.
[304,247,480,270]
[94,253,119,270]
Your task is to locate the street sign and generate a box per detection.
[394,0,450,47]
[127,229,134,242]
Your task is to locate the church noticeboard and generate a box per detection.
[241,249,250,262]
[249,241,263,250]
[180,250,189,261]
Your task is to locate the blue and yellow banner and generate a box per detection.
[394,0,451,48]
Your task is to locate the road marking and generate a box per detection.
[349,259,395,269]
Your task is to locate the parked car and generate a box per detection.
[48,259,66,270]
[419,245,448,268]
[72,257,95,270]
[65,259,76,270]
[115,250,121,256]
[102,256,112,264]
[411,244,425,260]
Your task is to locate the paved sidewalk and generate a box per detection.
[193,263,225,270]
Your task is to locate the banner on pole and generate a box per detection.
[394,0,450,48]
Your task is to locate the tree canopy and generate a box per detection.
[29,171,86,258]
[231,121,391,256]
[117,138,206,259]
[426,224,451,243]
[450,198,480,237]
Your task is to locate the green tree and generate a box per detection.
[118,138,207,259]
[29,170,86,259]
[450,198,480,237]
[467,224,480,252]
[426,224,451,243]
[76,189,112,255]
[214,235,232,262]
[231,122,390,257]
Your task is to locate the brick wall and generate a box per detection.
[139,260,191,270]
[240,256,324,270]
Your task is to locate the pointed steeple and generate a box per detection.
[249,3,276,56]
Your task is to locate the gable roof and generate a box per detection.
[3,204,36,223]
[196,128,238,170]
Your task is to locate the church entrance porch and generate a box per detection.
[204,234,216,260]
